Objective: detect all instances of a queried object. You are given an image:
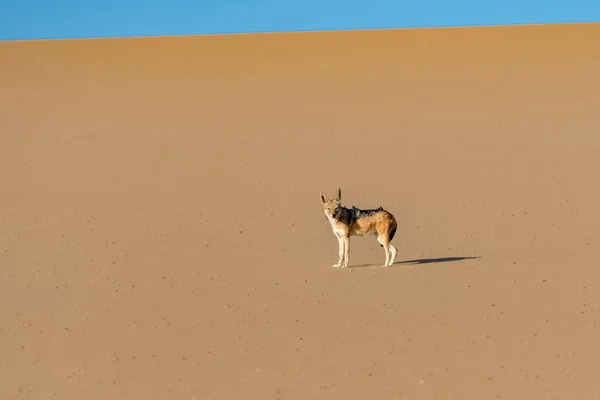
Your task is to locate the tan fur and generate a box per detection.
[320,188,398,268]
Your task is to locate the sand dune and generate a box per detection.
[2,22,600,399]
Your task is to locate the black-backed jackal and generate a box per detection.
[320,188,398,268]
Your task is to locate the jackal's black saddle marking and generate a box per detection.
[351,206,384,218]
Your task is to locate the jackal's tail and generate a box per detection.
[389,226,397,241]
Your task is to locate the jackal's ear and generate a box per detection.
[320,191,326,204]
[336,188,342,201]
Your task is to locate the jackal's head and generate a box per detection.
[320,188,342,219]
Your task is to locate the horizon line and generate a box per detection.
[2,20,598,44]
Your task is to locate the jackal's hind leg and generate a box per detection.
[388,244,398,266]
[377,235,391,267]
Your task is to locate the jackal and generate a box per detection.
[320,188,398,268]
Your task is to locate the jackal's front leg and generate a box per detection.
[341,236,350,268]
[333,236,345,268]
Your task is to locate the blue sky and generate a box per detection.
[1,0,599,41]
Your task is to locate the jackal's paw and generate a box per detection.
[332,264,341,268]
[382,264,391,268]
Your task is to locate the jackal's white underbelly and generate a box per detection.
[350,226,377,237]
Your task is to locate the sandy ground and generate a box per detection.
[2,22,600,399]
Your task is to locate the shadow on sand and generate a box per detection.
[350,256,480,268]
[394,256,480,265]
